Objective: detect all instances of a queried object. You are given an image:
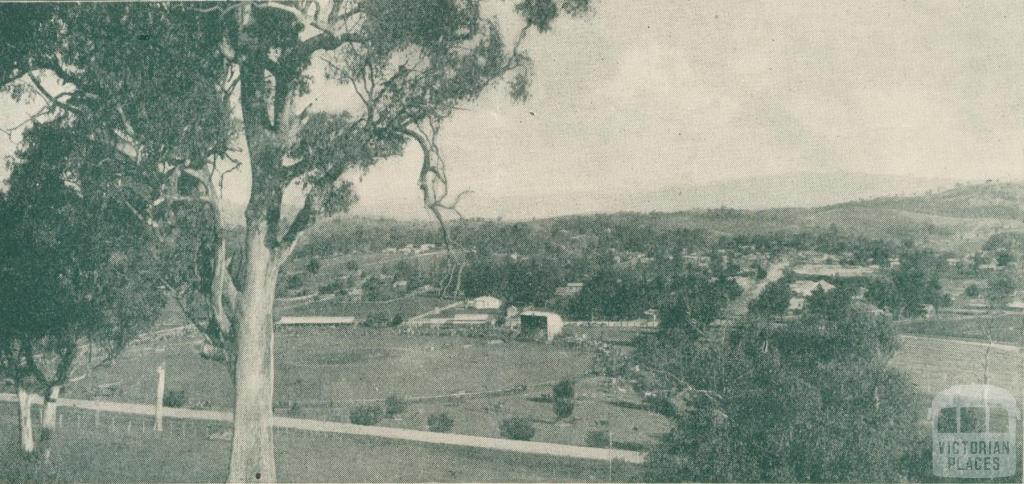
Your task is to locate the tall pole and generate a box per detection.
[154,363,165,432]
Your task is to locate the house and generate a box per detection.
[451,313,495,324]
[790,280,836,298]
[471,295,503,310]
[554,282,584,298]
[788,280,836,312]
[393,280,409,290]
[277,316,357,327]
[515,310,564,342]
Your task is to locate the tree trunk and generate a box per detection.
[42,385,60,437]
[984,344,992,385]
[17,383,35,454]
[228,220,279,483]
[41,385,60,464]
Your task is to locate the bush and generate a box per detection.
[554,397,575,420]
[585,430,611,448]
[384,394,407,417]
[552,379,575,419]
[163,389,187,408]
[427,412,455,433]
[643,394,677,417]
[499,417,535,441]
[349,404,382,425]
[553,379,575,400]
[364,312,390,327]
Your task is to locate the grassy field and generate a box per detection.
[278,294,448,319]
[890,336,1023,397]
[899,313,1024,346]
[0,407,640,482]
[49,328,668,450]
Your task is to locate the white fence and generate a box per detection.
[0,393,644,464]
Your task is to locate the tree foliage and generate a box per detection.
[0,120,166,442]
[747,279,791,318]
[1,1,594,479]
[620,304,923,482]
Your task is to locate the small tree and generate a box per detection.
[981,271,1017,384]
[585,430,611,448]
[554,398,575,420]
[306,257,321,275]
[384,394,407,418]
[499,417,536,441]
[552,379,575,420]
[349,404,383,426]
[163,390,188,408]
[427,413,455,433]
[747,280,791,319]
[985,271,1016,309]
[963,284,981,298]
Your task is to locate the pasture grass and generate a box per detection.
[279,295,447,319]
[50,329,667,449]
[0,407,639,482]
[899,313,1024,346]
[890,335,1023,397]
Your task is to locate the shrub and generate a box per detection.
[552,379,575,419]
[553,379,575,400]
[554,397,575,420]
[364,312,389,327]
[964,284,980,298]
[306,257,320,274]
[427,412,455,433]
[643,394,676,417]
[499,417,535,441]
[163,389,187,408]
[585,430,611,448]
[384,394,407,417]
[349,404,382,425]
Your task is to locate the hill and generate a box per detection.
[348,171,958,221]
[832,181,1024,220]
[294,181,1024,258]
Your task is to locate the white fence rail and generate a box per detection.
[0,393,644,464]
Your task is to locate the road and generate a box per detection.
[0,393,644,464]
[726,259,788,316]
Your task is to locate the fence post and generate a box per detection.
[154,363,165,432]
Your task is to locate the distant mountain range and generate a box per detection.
[348,171,961,220]
[287,177,1024,255]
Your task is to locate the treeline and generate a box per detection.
[462,251,743,322]
[295,214,912,266]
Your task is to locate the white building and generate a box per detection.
[516,310,564,342]
[471,295,503,310]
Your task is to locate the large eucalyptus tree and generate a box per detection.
[0,1,592,480]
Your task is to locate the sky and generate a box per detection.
[2,0,1022,214]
